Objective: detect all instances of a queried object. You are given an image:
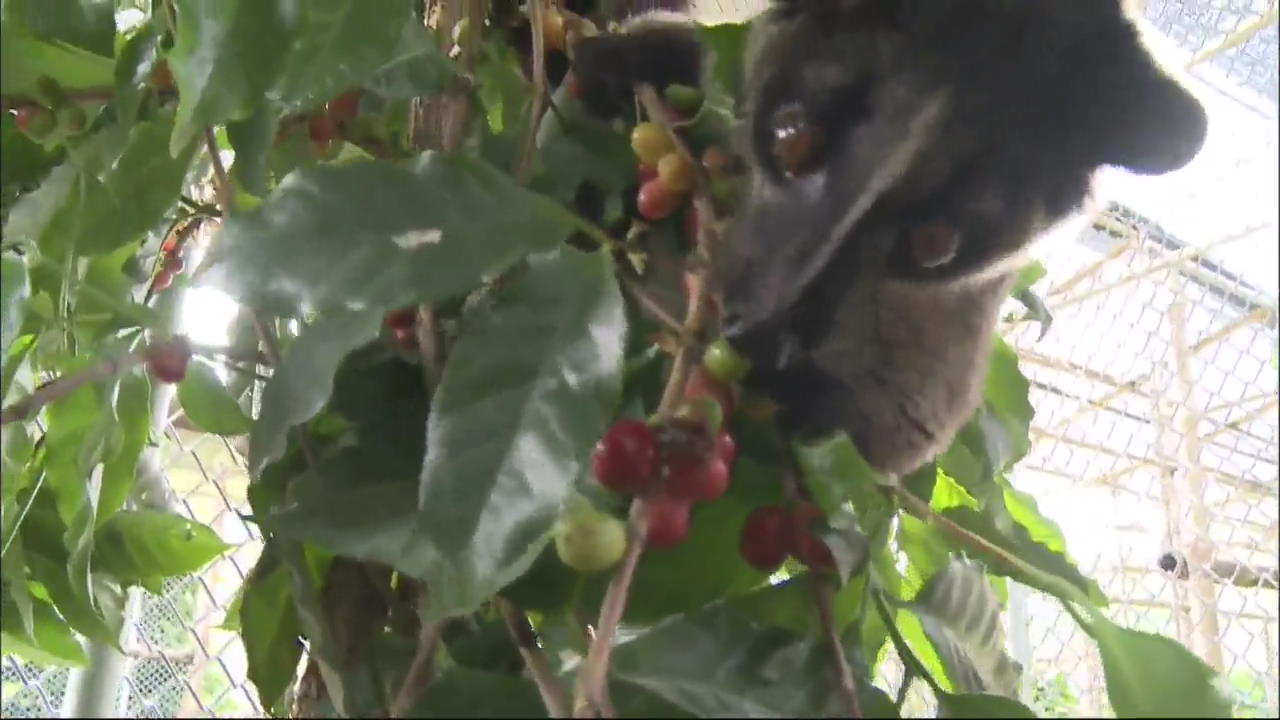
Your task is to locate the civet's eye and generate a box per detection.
[769,102,824,177]
[907,222,961,268]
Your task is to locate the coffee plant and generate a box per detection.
[0,1,1237,718]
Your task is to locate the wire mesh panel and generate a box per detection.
[1001,205,1279,717]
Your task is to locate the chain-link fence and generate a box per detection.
[3,429,264,719]
[4,1,1277,717]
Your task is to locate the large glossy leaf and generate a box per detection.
[200,154,582,317]
[411,667,548,718]
[42,379,112,524]
[268,250,625,621]
[1,592,88,667]
[906,559,1022,698]
[239,554,303,715]
[97,372,151,524]
[225,104,275,198]
[93,509,232,580]
[794,432,894,544]
[248,309,383,478]
[362,24,454,100]
[1082,613,1232,719]
[981,338,1034,471]
[417,247,625,620]
[269,0,416,110]
[111,20,161,130]
[609,602,898,717]
[936,502,1104,607]
[178,360,253,436]
[166,0,295,154]
[26,551,121,648]
[0,21,113,98]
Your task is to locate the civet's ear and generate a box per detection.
[1089,17,1208,175]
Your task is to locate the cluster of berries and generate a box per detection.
[301,90,363,157]
[589,339,747,551]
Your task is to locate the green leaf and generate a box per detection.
[532,96,635,203]
[166,0,295,154]
[697,22,749,113]
[729,573,870,638]
[1,255,30,356]
[167,0,424,153]
[1,592,88,667]
[94,509,232,580]
[111,20,161,129]
[26,552,121,648]
[226,103,276,198]
[75,241,159,338]
[363,24,454,100]
[939,692,1039,718]
[981,338,1034,471]
[42,379,112,524]
[0,21,113,99]
[178,360,253,436]
[610,601,897,717]
[1082,613,1232,719]
[794,432,894,544]
[248,309,383,478]
[33,120,198,259]
[269,0,416,110]
[3,162,77,255]
[1009,260,1047,296]
[200,154,581,317]
[411,667,548,718]
[931,470,981,513]
[906,559,1022,697]
[417,247,625,620]
[937,502,1104,606]
[240,556,303,714]
[897,513,951,597]
[2,0,115,58]
[97,372,151,523]
[1012,288,1053,340]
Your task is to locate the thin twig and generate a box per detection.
[573,502,646,718]
[811,575,863,718]
[0,352,147,425]
[618,274,685,336]
[517,0,550,184]
[497,597,573,718]
[202,127,235,215]
[389,620,443,718]
[415,305,444,391]
[870,590,944,694]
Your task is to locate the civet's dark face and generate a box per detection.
[721,0,1207,346]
